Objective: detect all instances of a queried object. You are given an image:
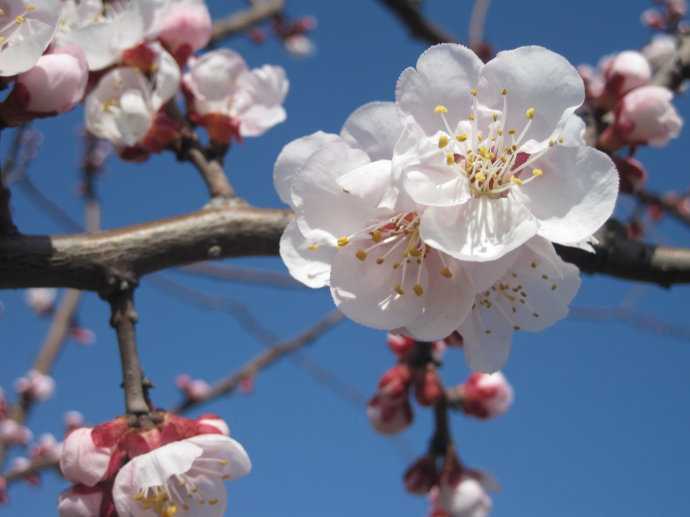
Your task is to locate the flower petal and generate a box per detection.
[273,131,342,206]
[514,145,618,246]
[59,428,112,487]
[396,43,483,136]
[460,309,513,373]
[421,198,538,262]
[479,46,584,144]
[187,434,252,481]
[150,43,180,111]
[279,220,334,288]
[340,101,403,160]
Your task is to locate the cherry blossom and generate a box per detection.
[3,45,88,119]
[59,427,113,487]
[0,0,60,76]
[57,0,148,71]
[24,287,56,315]
[602,50,651,98]
[64,410,85,433]
[601,85,683,148]
[0,419,32,445]
[14,369,55,401]
[456,372,514,419]
[394,44,618,262]
[642,35,677,69]
[176,374,212,401]
[85,43,181,157]
[153,0,212,64]
[432,476,493,517]
[111,433,251,517]
[58,485,105,517]
[183,49,288,144]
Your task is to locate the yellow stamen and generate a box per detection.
[356,250,367,261]
[456,133,468,142]
[510,176,524,186]
[438,134,449,148]
[371,230,382,242]
[526,107,536,119]
[470,88,478,96]
[475,172,486,182]
[446,153,455,166]
[337,237,350,247]
[440,267,453,278]
[434,104,448,114]
[25,4,36,11]
[307,243,319,251]
[394,285,405,296]
[501,88,508,95]
[413,284,424,296]
[531,168,543,177]
[15,15,25,23]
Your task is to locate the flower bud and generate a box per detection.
[59,427,113,487]
[458,372,514,420]
[367,393,413,435]
[58,485,104,517]
[642,35,677,70]
[157,1,212,64]
[25,288,57,316]
[387,333,415,357]
[602,51,651,98]
[378,364,412,397]
[31,433,61,462]
[436,476,493,517]
[604,85,683,148]
[613,156,647,194]
[285,34,315,57]
[15,370,55,402]
[404,455,438,494]
[0,476,6,504]
[0,419,32,445]
[64,411,85,433]
[14,46,88,115]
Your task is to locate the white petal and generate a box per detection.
[479,46,584,144]
[396,43,483,135]
[132,440,203,489]
[515,145,619,246]
[279,220,334,288]
[336,159,393,203]
[58,489,103,517]
[115,89,154,146]
[462,250,519,293]
[291,141,376,239]
[330,245,426,331]
[0,17,58,77]
[187,434,252,481]
[150,42,180,111]
[340,101,403,160]
[460,307,513,373]
[235,65,289,137]
[184,48,248,113]
[59,428,111,487]
[404,254,474,340]
[273,131,342,206]
[421,198,538,262]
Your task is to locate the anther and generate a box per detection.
[446,153,455,165]
[413,284,424,296]
[456,133,468,142]
[307,244,319,251]
[15,15,25,23]
[376,257,384,265]
[438,135,449,148]
[510,177,523,186]
[434,105,448,114]
[500,88,508,95]
[356,250,367,261]
[526,107,536,119]
[337,237,350,247]
[371,230,382,242]
[532,168,543,177]
[440,267,453,278]
[470,88,478,96]
[394,285,405,296]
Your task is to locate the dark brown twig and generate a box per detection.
[378,0,457,44]
[210,0,284,44]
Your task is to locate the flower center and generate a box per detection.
[433,88,563,198]
[334,211,454,298]
[132,457,230,516]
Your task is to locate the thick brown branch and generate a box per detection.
[174,309,344,413]
[210,0,284,44]
[378,0,457,44]
[0,206,291,291]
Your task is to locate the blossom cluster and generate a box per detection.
[276,43,619,372]
[0,0,289,160]
[58,412,249,517]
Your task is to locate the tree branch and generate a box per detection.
[652,33,690,91]
[173,309,344,413]
[630,188,690,230]
[378,0,457,44]
[178,262,304,290]
[210,0,284,44]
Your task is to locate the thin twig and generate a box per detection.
[630,188,690,230]
[210,0,284,44]
[378,0,457,44]
[468,0,491,48]
[177,262,304,290]
[173,309,344,413]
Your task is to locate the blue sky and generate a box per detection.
[2,0,690,515]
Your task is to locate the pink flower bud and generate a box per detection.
[0,388,6,420]
[15,370,55,402]
[25,288,57,316]
[157,2,212,64]
[404,455,438,494]
[460,372,514,419]
[59,428,113,487]
[608,85,683,148]
[31,433,62,462]
[668,0,687,17]
[435,476,493,517]
[642,35,677,69]
[58,485,104,517]
[367,393,413,435]
[415,367,444,407]
[387,333,415,357]
[70,326,95,346]
[641,9,665,29]
[284,34,315,57]
[15,46,88,114]
[603,51,651,97]
[378,364,412,397]
[0,477,6,504]
[64,411,85,433]
[0,419,32,445]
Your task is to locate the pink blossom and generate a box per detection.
[8,457,31,476]
[176,373,212,401]
[14,370,55,401]
[642,35,677,69]
[367,392,413,435]
[31,433,61,462]
[24,288,56,315]
[602,51,651,97]
[0,419,32,445]
[59,427,114,487]
[58,486,104,517]
[156,0,212,64]
[603,85,683,148]
[284,34,315,57]
[458,372,514,419]
[64,411,85,433]
[15,46,88,114]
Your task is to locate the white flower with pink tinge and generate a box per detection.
[25,287,56,314]
[149,0,212,63]
[111,434,250,517]
[394,44,618,263]
[432,476,493,517]
[0,0,60,76]
[457,372,514,418]
[85,43,180,149]
[14,369,55,401]
[183,49,288,144]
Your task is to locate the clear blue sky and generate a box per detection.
[2,0,690,515]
